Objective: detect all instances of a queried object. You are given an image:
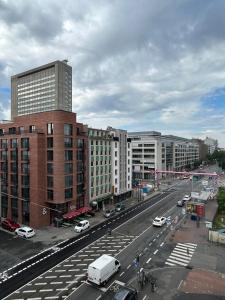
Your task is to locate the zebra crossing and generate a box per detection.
[165,243,197,267]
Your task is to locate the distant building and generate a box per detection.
[0,111,88,228]
[88,128,113,209]
[107,127,132,202]
[192,138,208,161]
[11,60,72,119]
[128,131,199,181]
[204,137,218,154]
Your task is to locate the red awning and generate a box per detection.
[63,206,92,220]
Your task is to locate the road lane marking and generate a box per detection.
[160,242,164,247]
[178,280,183,289]
[127,265,131,269]
[119,272,125,277]
[146,257,152,264]
[153,249,158,255]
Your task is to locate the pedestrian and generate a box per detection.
[107,227,112,235]
[187,247,189,256]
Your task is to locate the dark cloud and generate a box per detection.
[0,0,225,144]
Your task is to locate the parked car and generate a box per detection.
[115,203,126,212]
[177,199,185,207]
[15,226,35,238]
[104,209,115,218]
[113,286,137,300]
[74,220,90,233]
[1,218,20,232]
[183,194,191,201]
[152,216,166,227]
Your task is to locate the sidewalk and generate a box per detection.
[33,190,161,246]
[142,198,225,299]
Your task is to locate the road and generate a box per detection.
[0,179,196,300]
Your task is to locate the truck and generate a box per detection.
[87,254,120,286]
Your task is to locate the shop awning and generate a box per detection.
[63,206,92,220]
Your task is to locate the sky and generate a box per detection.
[0,0,225,146]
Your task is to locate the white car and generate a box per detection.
[183,194,191,201]
[74,220,90,233]
[15,226,35,238]
[152,216,166,227]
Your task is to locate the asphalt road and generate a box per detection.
[0,179,202,300]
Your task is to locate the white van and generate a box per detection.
[87,254,120,286]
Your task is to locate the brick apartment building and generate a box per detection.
[0,110,88,228]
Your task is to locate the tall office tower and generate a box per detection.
[11,60,72,119]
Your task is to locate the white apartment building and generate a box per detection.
[107,127,132,202]
[204,137,218,154]
[129,131,199,181]
[88,128,113,209]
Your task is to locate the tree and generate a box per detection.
[217,187,225,214]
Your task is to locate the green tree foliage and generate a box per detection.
[217,187,225,214]
[207,150,225,170]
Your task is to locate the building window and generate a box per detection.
[47,150,53,161]
[115,169,117,175]
[65,188,73,199]
[21,175,29,186]
[64,124,72,136]
[47,163,53,174]
[19,127,24,134]
[47,189,54,200]
[115,151,117,157]
[65,150,73,161]
[21,163,29,174]
[115,178,118,184]
[9,127,16,134]
[21,138,29,148]
[21,150,29,161]
[11,149,18,161]
[11,139,18,148]
[29,125,35,133]
[22,201,30,225]
[21,187,29,200]
[77,139,84,149]
[65,163,73,174]
[77,149,83,160]
[64,137,73,147]
[115,160,117,166]
[47,176,53,188]
[1,195,8,218]
[11,162,17,173]
[47,137,53,148]
[1,139,8,149]
[65,175,73,187]
[77,173,84,184]
[11,198,18,221]
[47,123,54,135]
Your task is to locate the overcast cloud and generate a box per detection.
[0,0,225,145]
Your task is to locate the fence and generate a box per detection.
[208,230,225,244]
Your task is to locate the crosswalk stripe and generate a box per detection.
[170,252,191,260]
[175,244,194,250]
[165,262,175,266]
[169,255,190,263]
[174,246,194,253]
[172,249,193,256]
[167,258,187,266]
[177,243,196,249]
[184,243,197,247]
